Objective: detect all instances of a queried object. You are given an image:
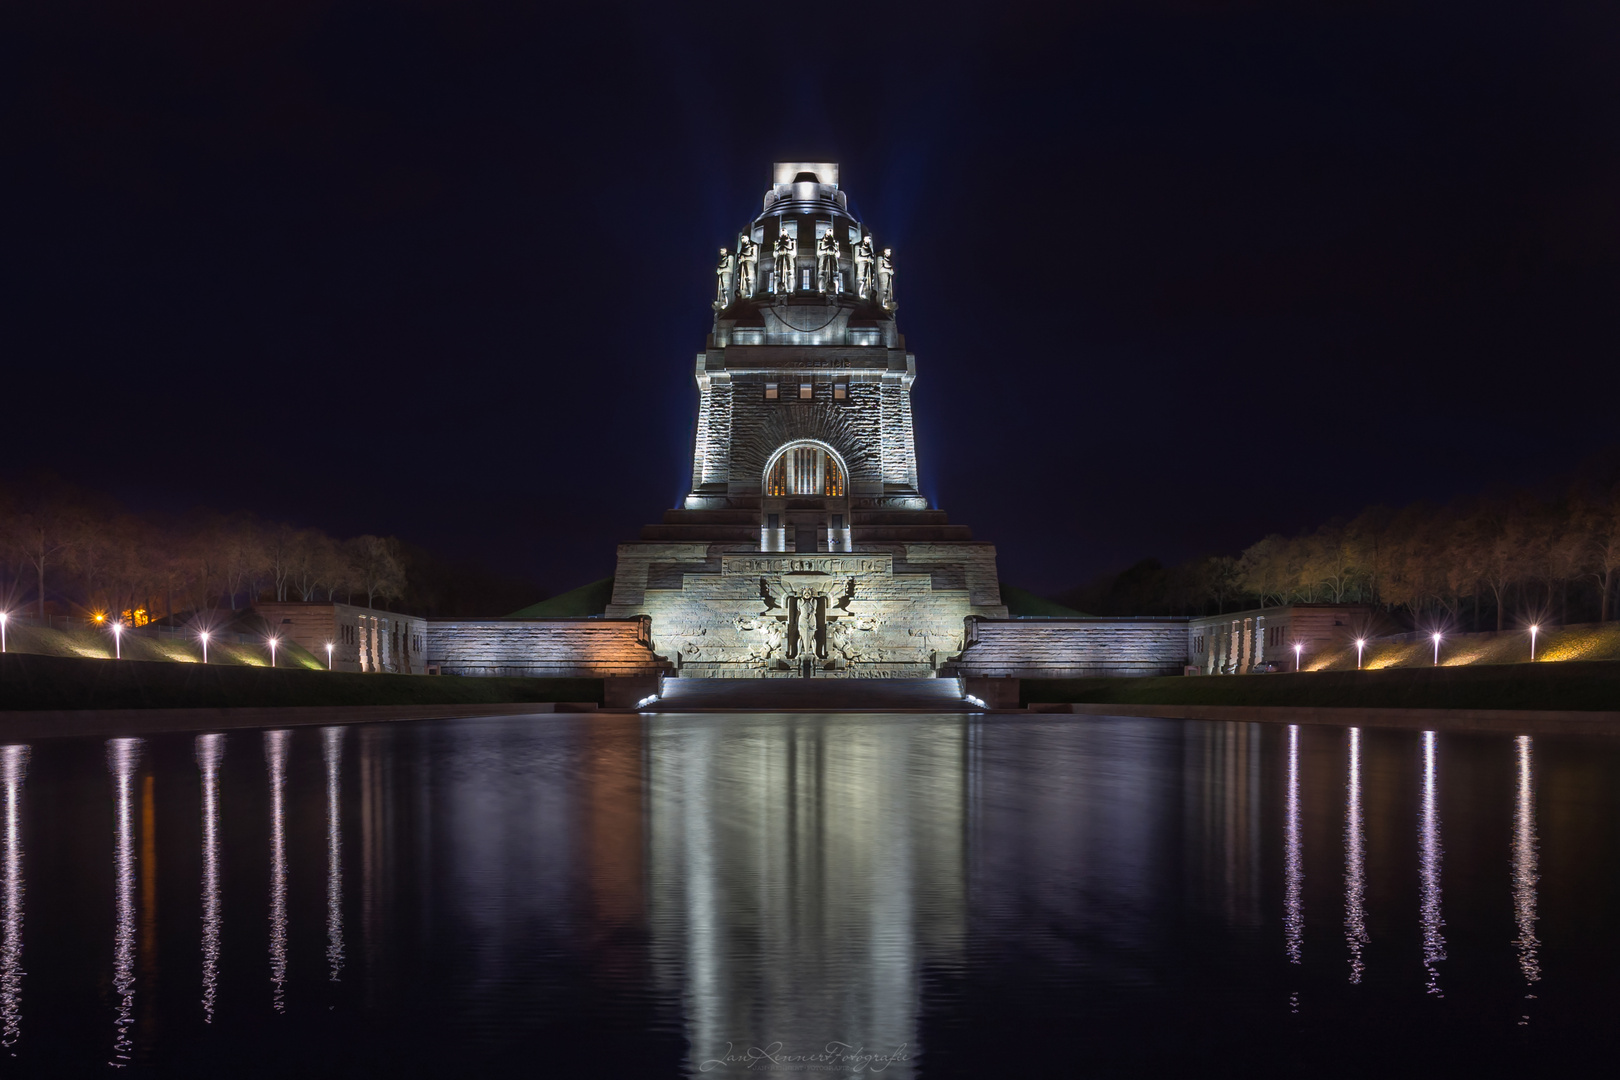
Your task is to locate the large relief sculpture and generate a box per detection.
[653,564,968,677]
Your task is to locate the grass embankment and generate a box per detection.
[1307,621,1620,671]
[0,653,602,712]
[508,577,615,617]
[1000,585,1088,617]
[1023,660,1620,712]
[0,619,324,669]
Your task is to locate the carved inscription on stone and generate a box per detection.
[724,556,890,575]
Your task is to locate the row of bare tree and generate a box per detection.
[1227,486,1620,629]
[1063,476,1620,630]
[0,478,407,624]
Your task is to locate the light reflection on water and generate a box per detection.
[1512,735,1541,1024]
[196,733,223,1023]
[106,737,140,1068]
[1283,724,1303,1012]
[0,715,1605,1075]
[266,730,290,1013]
[0,745,27,1052]
[1419,730,1446,995]
[324,727,345,984]
[1344,727,1369,984]
[647,718,952,1078]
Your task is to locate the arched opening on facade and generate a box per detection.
[764,441,846,498]
[760,440,851,553]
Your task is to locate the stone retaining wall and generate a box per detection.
[947,618,1190,678]
[425,617,672,678]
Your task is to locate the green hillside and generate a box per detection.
[1001,584,1088,617]
[507,577,614,618]
[0,618,323,669]
[0,652,602,711]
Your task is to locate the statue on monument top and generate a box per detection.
[852,233,875,300]
[736,235,758,299]
[816,227,841,298]
[875,247,896,311]
[713,247,735,311]
[773,228,797,296]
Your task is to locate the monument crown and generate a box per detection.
[691,162,916,532]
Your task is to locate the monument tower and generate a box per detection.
[607,163,1007,677]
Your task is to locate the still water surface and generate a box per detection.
[1,713,1617,1076]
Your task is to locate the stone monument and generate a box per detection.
[607,162,1008,678]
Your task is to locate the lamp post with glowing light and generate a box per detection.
[199,629,210,665]
[1529,624,1539,662]
[325,642,334,670]
[1355,638,1366,670]
[0,612,7,654]
[1432,632,1442,666]
[1293,642,1302,672]
[268,636,279,669]
[112,620,123,660]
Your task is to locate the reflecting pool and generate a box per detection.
[3,713,1618,1077]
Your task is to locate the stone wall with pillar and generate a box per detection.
[1187,604,1371,673]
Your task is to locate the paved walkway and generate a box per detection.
[651,677,972,712]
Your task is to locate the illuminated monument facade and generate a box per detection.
[421,163,1327,683]
[605,163,1007,677]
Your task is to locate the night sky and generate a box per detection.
[7,1,1617,599]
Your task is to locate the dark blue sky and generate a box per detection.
[6,1,1617,597]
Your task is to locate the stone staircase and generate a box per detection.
[649,677,973,712]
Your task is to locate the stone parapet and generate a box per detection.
[946,618,1191,678]
[425,617,672,678]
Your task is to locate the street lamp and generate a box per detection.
[1293,641,1303,672]
[1432,631,1442,666]
[267,636,279,669]
[0,612,8,654]
[112,620,123,660]
[199,629,210,665]
[1355,638,1366,670]
[325,642,334,670]
[1529,624,1539,662]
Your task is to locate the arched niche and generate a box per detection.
[762,440,848,498]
